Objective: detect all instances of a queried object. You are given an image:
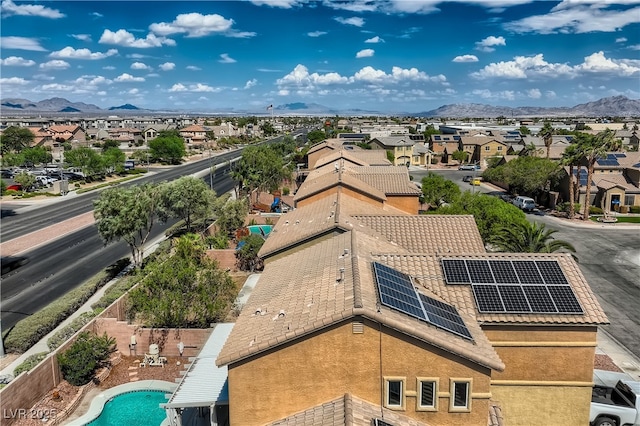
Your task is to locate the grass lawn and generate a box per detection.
[590,216,640,224]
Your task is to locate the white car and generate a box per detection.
[512,196,536,212]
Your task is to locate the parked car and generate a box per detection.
[470,178,482,186]
[0,169,13,178]
[462,175,473,182]
[458,164,480,171]
[590,379,640,426]
[6,184,22,191]
[512,196,536,212]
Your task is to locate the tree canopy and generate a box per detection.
[149,133,186,164]
[420,172,461,208]
[64,147,103,179]
[482,156,561,197]
[0,126,34,154]
[490,222,576,254]
[307,129,326,144]
[162,176,215,232]
[434,192,528,242]
[231,144,293,198]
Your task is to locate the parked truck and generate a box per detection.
[590,379,640,426]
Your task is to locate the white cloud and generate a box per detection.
[90,12,103,19]
[471,89,515,100]
[186,65,202,71]
[0,77,29,85]
[244,79,257,89]
[356,49,374,58]
[526,88,542,99]
[159,62,175,71]
[99,29,175,48]
[149,12,240,38]
[219,53,237,63]
[1,0,64,18]
[0,36,46,51]
[131,62,151,70]
[103,65,116,70]
[616,37,628,43]
[50,46,118,60]
[505,3,640,34]
[39,60,70,70]
[276,64,349,91]
[471,54,575,79]
[1,56,35,66]
[168,83,220,92]
[546,90,557,99]
[453,54,479,63]
[577,51,640,76]
[629,44,640,50]
[334,16,365,27]
[70,34,91,42]
[250,0,304,8]
[365,36,384,43]
[114,73,145,82]
[475,35,506,52]
[307,31,327,37]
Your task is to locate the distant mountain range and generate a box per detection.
[1,96,638,117]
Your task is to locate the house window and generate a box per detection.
[417,378,438,410]
[497,146,503,151]
[485,146,490,151]
[450,380,471,411]
[384,377,405,410]
[625,195,635,206]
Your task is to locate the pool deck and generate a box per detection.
[65,380,176,426]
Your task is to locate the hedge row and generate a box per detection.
[46,311,96,352]
[3,268,118,354]
[13,352,49,376]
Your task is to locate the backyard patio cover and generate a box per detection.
[163,323,234,409]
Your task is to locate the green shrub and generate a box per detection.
[3,260,127,353]
[57,332,116,386]
[91,274,139,311]
[282,187,290,196]
[630,205,640,214]
[14,352,49,376]
[47,312,96,351]
[589,206,604,215]
[556,202,581,213]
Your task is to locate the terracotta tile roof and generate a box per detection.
[307,139,342,155]
[48,125,80,133]
[267,393,430,426]
[293,167,387,203]
[258,192,406,259]
[488,401,505,426]
[348,150,391,166]
[374,253,609,325]
[314,150,370,168]
[593,174,638,191]
[348,166,422,195]
[459,136,505,146]
[180,124,206,132]
[218,230,505,371]
[371,135,416,147]
[351,215,485,254]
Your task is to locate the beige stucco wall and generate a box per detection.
[228,319,492,426]
[386,194,420,214]
[483,325,597,426]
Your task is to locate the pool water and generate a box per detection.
[86,390,168,426]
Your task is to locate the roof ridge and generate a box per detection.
[343,393,354,426]
[350,231,363,309]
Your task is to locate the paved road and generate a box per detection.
[411,167,640,358]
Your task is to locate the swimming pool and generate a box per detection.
[85,390,168,426]
[67,380,176,426]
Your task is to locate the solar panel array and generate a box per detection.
[597,153,626,167]
[441,258,583,314]
[572,167,588,186]
[372,262,473,340]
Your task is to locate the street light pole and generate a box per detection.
[209,149,213,189]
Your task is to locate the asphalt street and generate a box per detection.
[411,167,640,358]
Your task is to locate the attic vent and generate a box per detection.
[352,321,364,334]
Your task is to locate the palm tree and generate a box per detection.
[578,129,616,221]
[540,121,554,159]
[560,143,582,219]
[490,222,576,253]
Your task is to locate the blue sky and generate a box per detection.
[0,0,639,113]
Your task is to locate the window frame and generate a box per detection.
[416,377,439,411]
[384,377,406,410]
[449,378,472,412]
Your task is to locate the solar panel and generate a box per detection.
[548,286,583,313]
[467,260,494,283]
[444,258,583,315]
[489,260,518,284]
[441,259,470,284]
[614,153,626,158]
[523,286,557,313]
[498,285,531,312]
[512,261,544,284]
[536,260,569,285]
[633,163,640,168]
[373,262,473,340]
[473,285,504,312]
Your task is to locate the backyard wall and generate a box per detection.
[0,296,212,425]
